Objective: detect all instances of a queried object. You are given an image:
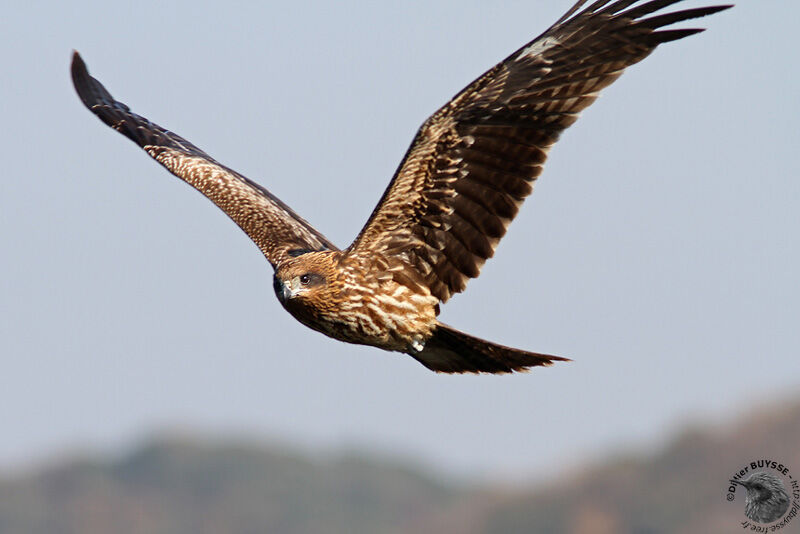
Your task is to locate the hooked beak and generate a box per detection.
[274,276,301,303]
[273,277,291,303]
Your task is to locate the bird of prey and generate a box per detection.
[730,472,791,524]
[71,0,730,374]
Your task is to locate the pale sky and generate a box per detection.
[1,1,798,481]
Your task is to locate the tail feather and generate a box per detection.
[412,323,569,374]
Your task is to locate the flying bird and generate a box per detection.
[71,0,730,374]
[730,472,791,524]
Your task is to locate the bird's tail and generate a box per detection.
[412,322,569,374]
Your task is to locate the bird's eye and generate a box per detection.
[300,274,311,285]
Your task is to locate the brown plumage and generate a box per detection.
[71,0,731,374]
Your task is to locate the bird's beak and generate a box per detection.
[730,479,747,488]
[273,277,290,303]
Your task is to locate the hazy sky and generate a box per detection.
[2,1,798,481]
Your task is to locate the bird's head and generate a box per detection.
[730,472,787,504]
[273,251,341,312]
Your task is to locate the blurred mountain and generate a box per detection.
[1,397,798,534]
[478,397,800,534]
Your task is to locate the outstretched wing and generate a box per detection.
[71,52,337,266]
[346,0,730,302]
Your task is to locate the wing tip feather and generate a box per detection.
[70,50,91,106]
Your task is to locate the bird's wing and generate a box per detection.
[71,52,337,267]
[346,0,730,302]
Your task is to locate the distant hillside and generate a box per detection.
[477,398,800,534]
[1,398,798,534]
[0,439,461,534]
